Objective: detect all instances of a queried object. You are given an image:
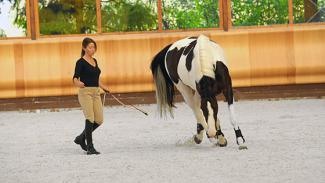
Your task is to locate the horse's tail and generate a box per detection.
[150,44,175,118]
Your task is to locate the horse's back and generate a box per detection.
[169,37,197,50]
[165,35,227,90]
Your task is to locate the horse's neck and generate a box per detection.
[197,35,215,79]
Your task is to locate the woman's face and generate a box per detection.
[83,43,96,56]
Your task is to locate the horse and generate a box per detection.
[150,35,246,149]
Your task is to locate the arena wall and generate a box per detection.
[1,26,325,98]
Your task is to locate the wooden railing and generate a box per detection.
[0,26,325,98]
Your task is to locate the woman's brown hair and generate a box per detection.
[81,37,97,57]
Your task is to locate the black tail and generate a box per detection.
[150,44,175,117]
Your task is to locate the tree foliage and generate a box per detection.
[101,0,157,32]
[0,28,6,37]
[1,0,324,36]
[0,0,27,36]
[162,0,219,29]
[294,0,325,23]
[232,0,289,26]
[38,0,97,35]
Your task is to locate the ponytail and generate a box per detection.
[81,49,85,57]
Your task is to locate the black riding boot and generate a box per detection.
[74,122,100,151]
[85,120,100,155]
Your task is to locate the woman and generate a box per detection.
[73,37,110,155]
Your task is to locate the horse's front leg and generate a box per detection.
[215,118,227,147]
[228,103,246,149]
[222,80,247,149]
[206,97,227,146]
[191,92,208,144]
[175,83,208,144]
[217,61,247,149]
[200,97,227,146]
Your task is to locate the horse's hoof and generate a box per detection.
[216,135,227,147]
[238,145,248,150]
[194,135,202,144]
[217,138,227,147]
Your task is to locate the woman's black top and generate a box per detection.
[73,58,101,87]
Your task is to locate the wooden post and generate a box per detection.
[288,0,294,25]
[26,0,31,38]
[29,0,36,39]
[96,0,102,33]
[219,0,224,29]
[157,0,163,31]
[27,0,40,40]
[34,0,39,38]
[222,0,230,31]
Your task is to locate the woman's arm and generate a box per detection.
[73,60,85,88]
[73,78,85,88]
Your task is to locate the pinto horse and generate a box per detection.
[150,35,246,149]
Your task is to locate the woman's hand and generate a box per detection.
[99,80,110,93]
[77,81,85,88]
[103,88,110,93]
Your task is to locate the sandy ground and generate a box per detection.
[0,98,325,183]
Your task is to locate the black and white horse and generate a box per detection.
[150,35,246,149]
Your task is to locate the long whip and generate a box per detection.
[102,92,148,116]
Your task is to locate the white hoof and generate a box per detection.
[238,145,248,150]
